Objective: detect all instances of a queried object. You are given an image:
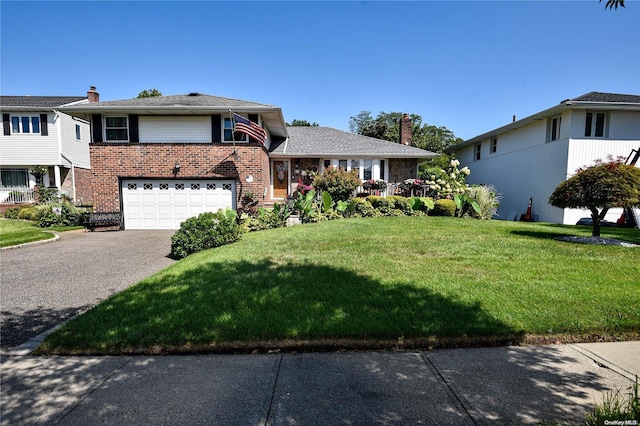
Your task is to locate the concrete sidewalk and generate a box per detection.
[1,342,638,425]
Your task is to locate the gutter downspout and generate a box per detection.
[60,153,76,203]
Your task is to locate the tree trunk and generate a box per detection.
[590,207,601,237]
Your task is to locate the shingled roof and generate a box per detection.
[91,93,276,108]
[567,92,640,104]
[0,96,87,108]
[270,126,437,159]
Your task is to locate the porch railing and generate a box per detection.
[0,186,35,204]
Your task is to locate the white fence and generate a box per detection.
[0,186,35,204]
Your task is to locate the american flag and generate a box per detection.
[233,113,267,144]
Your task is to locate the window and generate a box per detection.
[0,169,29,187]
[380,160,385,181]
[363,159,373,180]
[491,138,497,153]
[223,117,247,142]
[475,143,481,161]
[548,116,562,142]
[585,112,606,137]
[351,159,360,175]
[75,124,81,140]
[338,159,348,170]
[10,116,40,133]
[105,116,129,141]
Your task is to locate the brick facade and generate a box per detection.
[399,113,412,146]
[89,142,270,212]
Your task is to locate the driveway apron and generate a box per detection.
[0,230,176,351]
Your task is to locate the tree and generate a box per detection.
[600,0,625,9]
[288,119,319,126]
[136,89,163,98]
[349,111,462,153]
[548,158,640,236]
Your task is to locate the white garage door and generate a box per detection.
[122,179,236,230]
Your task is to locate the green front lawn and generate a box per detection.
[0,219,84,248]
[0,219,57,248]
[38,217,640,354]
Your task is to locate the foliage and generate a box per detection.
[136,89,163,98]
[248,203,293,231]
[600,0,625,9]
[170,209,242,259]
[38,202,89,227]
[345,198,379,218]
[585,377,639,425]
[420,158,471,199]
[312,167,361,202]
[35,186,60,204]
[3,207,22,219]
[29,166,48,185]
[293,190,318,223]
[549,158,640,236]
[348,111,463,153]
[431,199,457,217]
[398,179,430,197]
[465,185,501,220]
[287,119,319,126]
[454,193,481,218]
[362,179,387,192]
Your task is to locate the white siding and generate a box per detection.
[0,112,60,165]
[609,111,640,140]
[59,113,91,168]
[139,116,211,143]
[462,139,569,224]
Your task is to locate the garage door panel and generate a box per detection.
[122,179,235,230]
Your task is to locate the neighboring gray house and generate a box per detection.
[1,94,92,206]
[449,92,640,225]
[269,126,437,198]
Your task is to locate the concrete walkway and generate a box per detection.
[2,342,638,425]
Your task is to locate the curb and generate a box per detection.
[0,231,59,252]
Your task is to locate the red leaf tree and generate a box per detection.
[549,158,640,236]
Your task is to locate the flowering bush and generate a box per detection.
[420,158,471,199]
[398,179,430,196]
[362,179,388,192]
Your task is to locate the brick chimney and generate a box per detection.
[87,86,99,103]
[399,113,412,146]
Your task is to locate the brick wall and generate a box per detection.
[89,142,270,212]
[74,167,93,205]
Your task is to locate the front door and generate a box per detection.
[272,160,288,199]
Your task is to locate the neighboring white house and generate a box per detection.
[1,93,92,205]
[449,92,640,225]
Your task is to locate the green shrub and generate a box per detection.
[248,203,292,231]
[465,185,501,220]
[3,207,22,219]
[431,199,456,217]
[170,209,242,259]
[419,197,435,212]
[35,186,60,204]
[37,202,89,227]
[17,206,39,221]
[387,196,413,215]
[346,198,378,218]
[312,168,361,202]
[366,196,393,214]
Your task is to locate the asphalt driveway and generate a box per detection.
[0,230,176,352]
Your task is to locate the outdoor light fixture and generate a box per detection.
[245,175,254,183]
[173,162,181,175]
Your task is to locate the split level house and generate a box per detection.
[449,92,640,225]
[0,95,92,208]
[59,88,437,230]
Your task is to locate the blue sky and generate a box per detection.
[1,1,638,140]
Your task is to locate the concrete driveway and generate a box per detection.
[0,230,176,352]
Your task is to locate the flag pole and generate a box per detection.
[228,109,236,155]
